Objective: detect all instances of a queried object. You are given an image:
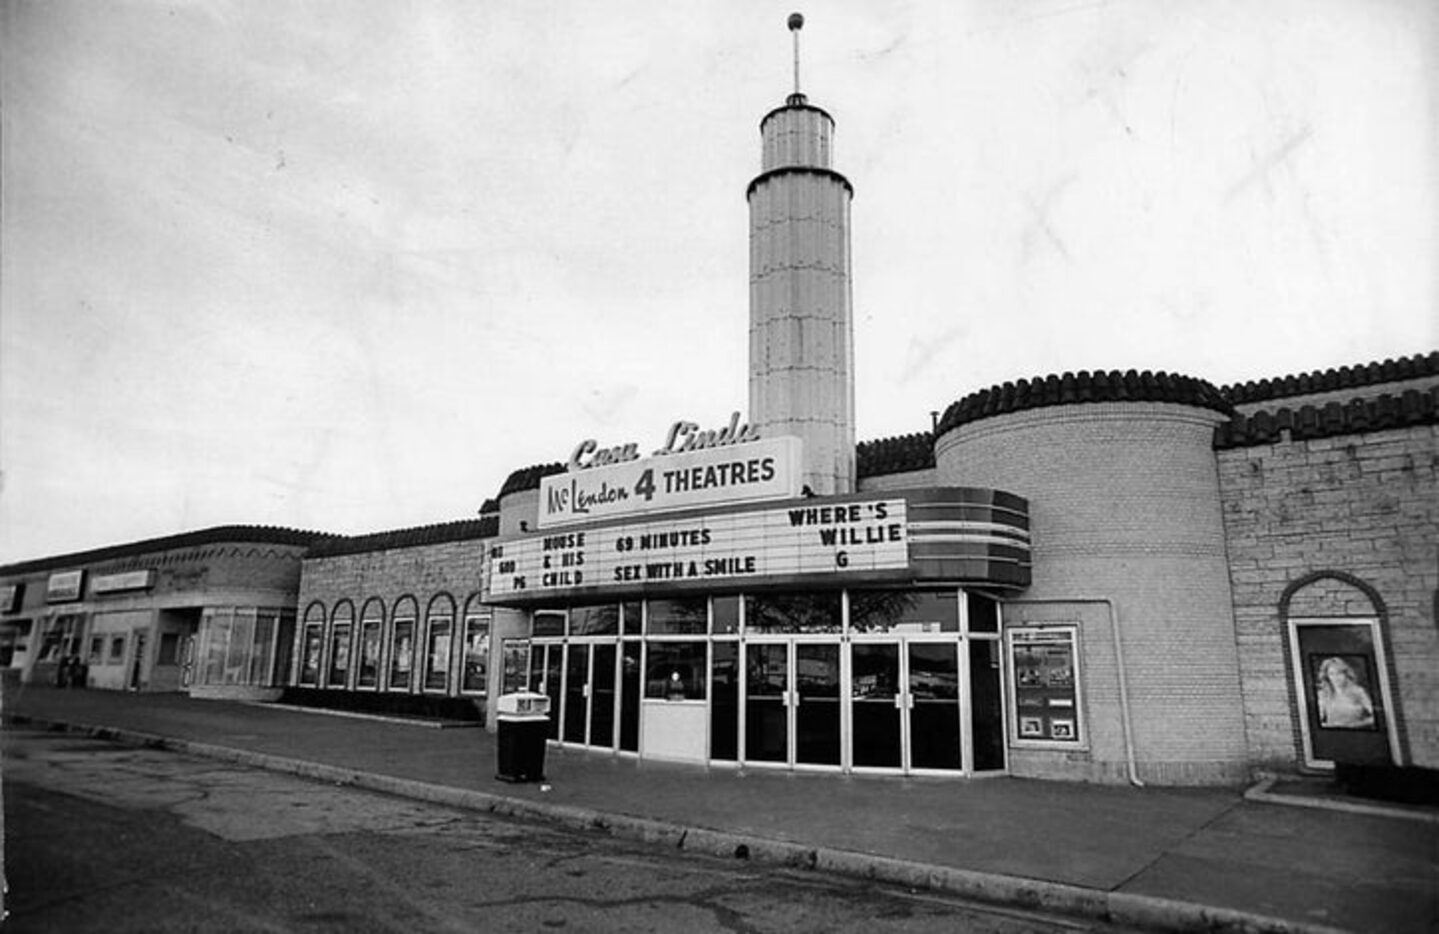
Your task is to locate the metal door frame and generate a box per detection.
[1287,617,1401,770]
[739,635,844,772]
[846,634,972,776]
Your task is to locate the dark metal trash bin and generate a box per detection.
[495,692,551,783]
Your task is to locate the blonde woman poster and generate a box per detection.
[1315,655,1376,730]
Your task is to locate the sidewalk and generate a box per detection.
[5,683,1435,934]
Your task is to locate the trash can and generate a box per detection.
[495,691,551,783]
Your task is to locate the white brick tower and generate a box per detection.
[747,13,856,495]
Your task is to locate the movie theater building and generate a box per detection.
[3,21,1435,788]
[469,350,1435,786]
[459,29,1436,783]
[0,526,323,695]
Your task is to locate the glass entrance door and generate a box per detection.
[529,642,563,740]
[744,643,788,763]
[743,640,841,768]
[795,643,841,766]
[562,644,589,744]
[849,639,964,774]
[851,642,902,769]
[908,641,962,771]
[589,643,617,749]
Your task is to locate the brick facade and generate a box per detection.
[935,402,1250,785]
[1218,423,1439,771]
[296,536,527,726]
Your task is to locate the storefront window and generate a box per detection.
[620,603,640,636]
[228,609,256,685]
[532,610,566,637]
[109,634,127,662]
[745,592,841,633]
[569,603,619,636]
[967,593,999,633]
[200,609,226,682]
[712,596,740,634]
[158,632,180,666]
[646,598,707,635]
[1008,627,1082,745]
[300,625,322,685]
[501,638,530,694]
[37,616,82,662]
[88,636,104,664]
[461,609,490,694]
[299,604,324,686]
[327,602,354,688]
[357,599,384,689]
[849,590,957,633]
[328,624,352,687]
[37,627,61,662]
[247,609,275,685]
[389,614,415,691]
[424,595,455,691]
[644,641,707,700]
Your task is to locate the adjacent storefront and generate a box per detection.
[0,527,319,695]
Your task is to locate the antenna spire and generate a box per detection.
[788,12,805,100]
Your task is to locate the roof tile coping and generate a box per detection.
[1214,385,1439,449]
[856,432,935,478]
[498,462,567,497]
[936,369,1232,436]
[1218,351,1438,406]
[305,516,500,560]
[0,525,333,577]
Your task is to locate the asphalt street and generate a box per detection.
[4,726,1144,933]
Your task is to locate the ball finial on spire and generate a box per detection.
[788,12,804,31]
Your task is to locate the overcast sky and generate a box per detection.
[2,0,1435,563]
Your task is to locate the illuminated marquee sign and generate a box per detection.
[91,570,155,594]
[540,436,802,529]
[46,570,85,603]
[489,499,908,600]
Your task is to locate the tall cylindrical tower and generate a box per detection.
[748,14,855,495]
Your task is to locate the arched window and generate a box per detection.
[1280,572,1403,770]
[423,594,457,692]
[299,602,325,686]
[388,596,419,692]
[357,598,385,689]
[461,594,491,695]
[327,601,355,689]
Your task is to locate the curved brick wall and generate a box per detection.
[935,401,1248,784]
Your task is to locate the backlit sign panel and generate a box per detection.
[539,436,802,529]
[489,498,908,601]
[91,570,155,594]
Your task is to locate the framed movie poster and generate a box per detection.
[1007,626,1084,746]
[1288,619,1398,768]
[300,624,322,686]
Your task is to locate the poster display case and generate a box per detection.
[1008,626,1083,746]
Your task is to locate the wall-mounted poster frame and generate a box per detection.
[501,638,531,695]
[1006,625,1084,748]
[1287,617,1400,770]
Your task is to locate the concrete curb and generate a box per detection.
[1244,777,1439,825]
[11,715,1352,934]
